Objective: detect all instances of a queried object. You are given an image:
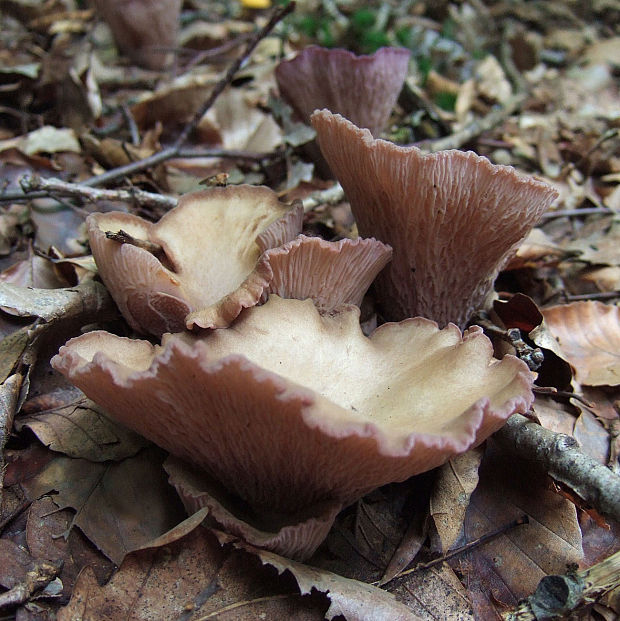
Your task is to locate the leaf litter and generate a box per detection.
[0,0,619,619]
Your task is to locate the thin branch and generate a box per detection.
[18,175,177,211]
[494,414,620,523]
[381,515,529,586]
[416,92,527,153]
[541,207,613,219]
[106,229,165,260]
[81,2,295,189]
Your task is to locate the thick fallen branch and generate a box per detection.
[503,549,620,620]
[494,414,620,523]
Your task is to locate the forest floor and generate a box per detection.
[0,1,619,619]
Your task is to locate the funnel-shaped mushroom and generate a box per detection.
[53,296,533,524]
[93,0,181,70]
[275,46,410,137]
[311,110,559,327]
[262,235,392,311]
[88,186,303,336]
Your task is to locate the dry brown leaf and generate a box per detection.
[235,538,420,620]
[26,496,115,600]
[543,301,620,386]
[532,394,578,437]
[17,389,147,462]
[0,538,36,590]
[430,447,484,553]
[573,408,611,465]
[19,448,186,565]
[58,525,326,621]
[390,563,475,620]
[0,281,115,324]
[564,219,620,267]
[453,440,583,617]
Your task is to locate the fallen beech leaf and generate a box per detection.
[58,526,326,621]
[505,228,568,270]
[532,394,578,437]
[17,392,147,462]
[0,126,80,155]
[26,496,115,599]
[573,408,611,465]
[0,281,115,324]
[20,448,186,565]
[0,253,70,289]
[564,219,620,267]
[233,538,419,620]
[379,497,429,587]
[453,440,583,617]
[0,539,34,589]
[389,563,475,620]
[543,301,620,386]
[1,373,27,491]
[430,447,484,553]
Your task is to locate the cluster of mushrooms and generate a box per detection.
[52,47,558,560]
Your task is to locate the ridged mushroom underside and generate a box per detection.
[263,235,392,310]
[276,46,410,136]
[311,110,559,327]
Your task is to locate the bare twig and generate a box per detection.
[381,515,529,586]
[541,207,613,219]
[18,175,177,211]
[494,414,620,523]
[532,386,593,408]
[416,92,527,153]
[0,373,24,499]
[81,2,295,189]
[503,549,620,620]
[106,229,165,260]
[0,558,63,609]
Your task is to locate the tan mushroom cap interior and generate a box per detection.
[311,110,559,328]
[275,46,410,137]
[88,185,303,335]
[52,296,533,514]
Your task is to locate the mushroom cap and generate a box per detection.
[275,46,410,137]
[311,110,559,328]
[88,185,303,336]
[263,235,392,311]
[52,296,534,515]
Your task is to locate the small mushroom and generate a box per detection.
[262,235,392,311]
[53,296,533,558]
[88,185,303,336]
[311,110,559,327]
[93,0,182,70]
[275,46,411,137]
